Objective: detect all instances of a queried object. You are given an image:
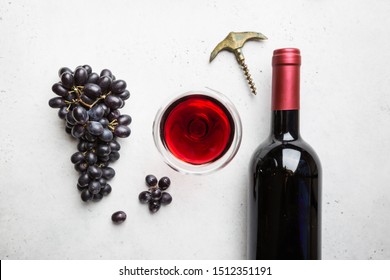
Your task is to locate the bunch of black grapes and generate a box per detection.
[48,65,131,202]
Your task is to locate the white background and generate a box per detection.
[0,0,389,260]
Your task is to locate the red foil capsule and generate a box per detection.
[272,48,301,110]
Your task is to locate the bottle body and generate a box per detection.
[248,111,321,259]
[248,49,322,259]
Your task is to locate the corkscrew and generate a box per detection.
[210,31,267,95]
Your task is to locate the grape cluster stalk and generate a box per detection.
[49,65,132,202]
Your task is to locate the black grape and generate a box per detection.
[117,115,132,126]
[104,95,123,110]
[117,89,130,100]
[72,106,88,124]
[61,72,74,89]
[52,83,69,97]
[160,192,172,205]
[49,66,132,203]
[74,67,88,86]
[58,67,72,77]
[83,64,92,74]
[87,121,104,136]
[87,73,99,84]
[49,97,66,108]
[98,76,112,92]
[84,83,102,99]
[114,125,131,138]
[111,80,126,94]
[100,69,113,78]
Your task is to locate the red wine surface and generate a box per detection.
[161,94,234,165]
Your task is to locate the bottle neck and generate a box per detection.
[271,110,300,141]
[271,48,301,141]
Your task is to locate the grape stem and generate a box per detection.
[71,86,111,109]
[108,120,118,131]
[64,99,77,111]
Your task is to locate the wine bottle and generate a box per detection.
[248,48,322,260]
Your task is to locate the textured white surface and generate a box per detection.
[1,0,390,260]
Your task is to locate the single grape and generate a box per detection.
[96,144,111,157]
[109,151,120,162]
[71,151,85,164]
[158,177,171,190]
[49,97,66,108]
[81,189,93,202]
[111,211,126,224]
[160,192,172,205]
[80,94,94,105]
[88,105,105,121]
[74,67,88,86]
[145,175,157,187]
[107,109,120,121]
[58,67,72,77]
[100,69,113,78]
[75,162,89,173]
[86,142,96,150]
[87,166,103,179]
[99,129,113,142]
[72,106,88,124]
[98,178,107,186]
[87,121,104,136]
[139,191,152,204]
[65,121,74,129]
[58,106,68,119]
[88,180,101,194]
[83,64,92,74]
[84,131,97,142]
[65,111,77,125]
[92,193,103,202]
[117,89,130,100]
[102,167,115,179]
[149,201,161,213]
[71,124,85,138]
[114,125,131,138]
[117,114,132,126]
[78,172,91,187]
[109,140,121,151]
[104,95,123,110]
[99,118,109,127]
[100,184,112,196]
[52,83,69,97]
[98,155,110,162]
[151,188,162,201]
[77,183,86,191]
[84,83,102,99]
[85,151,97,165]
[100,103,110,116]
[60,72,74,89]
[111,79,127,94]
[87,72,99,84]
[65,126,72,134]
[77,140,88,152]
[98,76,112,92]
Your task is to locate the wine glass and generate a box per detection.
[153,88,242,174]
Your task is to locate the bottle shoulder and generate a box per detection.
[251,137,322,173]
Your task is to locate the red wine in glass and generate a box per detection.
[154,90,242,174]
[161,94,234,165]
